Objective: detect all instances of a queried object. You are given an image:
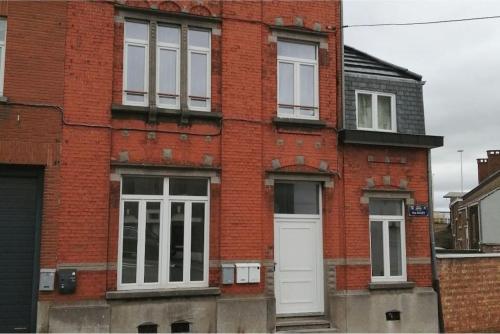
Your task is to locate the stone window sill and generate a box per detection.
[0,96,8,103]
[106,287,221,300]
[272,117,326,129]
[368,281,415,291]
[111,104,222,123]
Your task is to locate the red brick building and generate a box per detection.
[0,1,442,332]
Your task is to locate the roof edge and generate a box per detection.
[344,45,423,81]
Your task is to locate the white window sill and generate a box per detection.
[368,281,415,290]
[106,287,220,300]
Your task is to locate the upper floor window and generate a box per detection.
[369,199,406,282]
[0,18,7,96]
[277,40,318,120]
[356,91,396,132]
[123,20,211,111]
[119,176,209,289]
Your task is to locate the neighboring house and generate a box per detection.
[447,150,500,252]
[0,2,443,333]
[339,45,443,331]
[433,211,452,249]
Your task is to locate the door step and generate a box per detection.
[276,316,337,333]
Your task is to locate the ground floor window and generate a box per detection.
[369,198,406,282]
[119,176,209,289]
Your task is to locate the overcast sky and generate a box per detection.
[343,0,500,211]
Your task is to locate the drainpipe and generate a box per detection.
[427,149,445,332]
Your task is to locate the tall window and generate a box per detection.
[124,21,149,106]
[277,40,318,120]
[0,19,6,96]
[356,91,396,132]
[119,176,209,289]
[369,199,406,282]
[123,20,211,111]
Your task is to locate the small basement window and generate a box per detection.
[138,322,158,333]
[171,321,191,333]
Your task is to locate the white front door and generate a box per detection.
[274,216,324,315]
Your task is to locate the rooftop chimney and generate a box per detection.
[487,150,500,176]
[477,158,489,183]
[477,150,500,183]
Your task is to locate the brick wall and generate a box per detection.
[437,255,500,332]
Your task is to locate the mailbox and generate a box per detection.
[221,264,235,285]
[235,263,249,283]
[58,268,77,294]
[39,269,56,291]
[248,263,260,283]
[235,263,261,284]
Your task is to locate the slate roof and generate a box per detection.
[344,45,422,81]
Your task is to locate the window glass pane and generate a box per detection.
[188,29,210,48]
[278,62,294,105]
[170,202,184,282]
[159,96,177,107]
[369,199,402,216]
[189,98,208,108]
[169,178,207,196]
[357,93,372,128]
[126,44,146,92]
[190,52,208,97]
[0,20,6,42]
[144,202,160,283]
[278,40,316,60]
[126,93,146,103]
[158,49,177,95]
[122,176,163,195]
[158,25,179,45]
[125,21,148,41]
[378,95,392,130]
[274,182,319,214]
[370,221,384,277]
[389,221,403,276]
[190,203,205,281]
[300,64,314,107]
[278,106,293,116]
[122,202,139,284]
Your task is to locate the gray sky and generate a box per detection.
[343,0,500,211]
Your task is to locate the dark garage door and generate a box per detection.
[0,168,43,333]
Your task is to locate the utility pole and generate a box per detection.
[458,149,464,193]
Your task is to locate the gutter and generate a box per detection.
[428,150,445,332]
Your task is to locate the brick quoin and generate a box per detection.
[0,0,435,312]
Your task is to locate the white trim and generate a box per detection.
[123,20,149,107]
[0,19,6,96]
[118,176,210,290]
[277,40,319,120]
[355,90,397,132]
[187,28,211,112]
[369,200,407,282]
[436,253,500,259]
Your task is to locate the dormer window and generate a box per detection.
[356,91,396,132]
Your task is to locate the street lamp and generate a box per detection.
[457,149,464,193]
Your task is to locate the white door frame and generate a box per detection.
[274,186,324,315]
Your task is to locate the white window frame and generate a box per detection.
[156,24,181,109]
[0,18,6,96]
[369,201,407,282]
[117,177,210,290]
[123,20,149,107]
[187,28,211,112]
[277,40,319,120]
[355,90,397,132]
